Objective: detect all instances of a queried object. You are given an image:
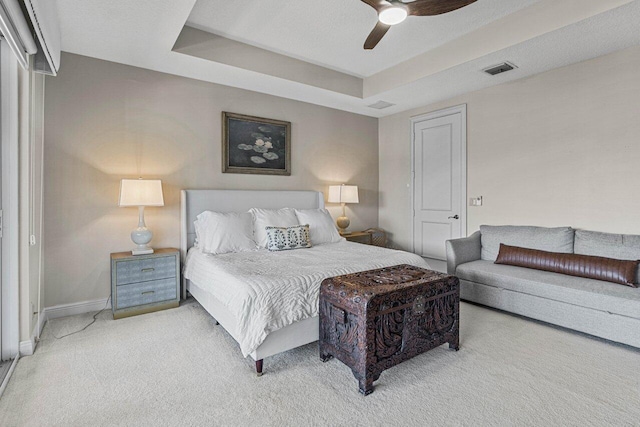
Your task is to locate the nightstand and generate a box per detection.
[342,228,387,247]
[110,248,180,319]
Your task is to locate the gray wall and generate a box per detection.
[43,53,378,307]
[379,45,640,251]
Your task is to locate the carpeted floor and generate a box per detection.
[1,299,638,426]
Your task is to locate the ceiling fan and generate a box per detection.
[360,0,478,49]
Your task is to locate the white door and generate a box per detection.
[412,105,466,260]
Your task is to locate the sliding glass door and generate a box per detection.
[0,40,3,360]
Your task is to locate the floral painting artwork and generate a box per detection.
[222,112,291,176]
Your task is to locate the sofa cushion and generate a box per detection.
[495,244,639,287]
[480,225,574,261]
[456,260,640,320]
[575,230,640,282]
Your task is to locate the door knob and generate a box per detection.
[448,215,459,220]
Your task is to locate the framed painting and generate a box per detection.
[222,112,291,176]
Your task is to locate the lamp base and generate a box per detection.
[336,216,350,235]
[131,224,154,256]
[132,246,154,256]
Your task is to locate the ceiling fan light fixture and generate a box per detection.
[362,0,477,50]
[378,6,407,26]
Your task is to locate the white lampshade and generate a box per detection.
[118,179,164,207]
[328,185,359,204]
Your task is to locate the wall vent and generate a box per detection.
[483,62,517,76]
[367,100,395,110]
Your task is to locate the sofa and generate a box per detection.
[446,225,640,348]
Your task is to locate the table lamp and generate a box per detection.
[118,178,164,255]
[328,184,359,234]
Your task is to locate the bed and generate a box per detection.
[180,189,430,375]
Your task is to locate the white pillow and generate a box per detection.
[295,208,344,245]
[249,208,299,248]
[194,211,257,255]
[193,218,203,248]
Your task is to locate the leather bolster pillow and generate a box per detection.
[495,244,639,287]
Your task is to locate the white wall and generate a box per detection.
[379,45,640,251]
[43,53,379,308]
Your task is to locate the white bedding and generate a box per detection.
[184,241,430,357]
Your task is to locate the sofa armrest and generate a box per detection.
[446,231,482,275]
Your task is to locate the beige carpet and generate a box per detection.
[1,300,639,426]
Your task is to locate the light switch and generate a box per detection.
[470,196,483,206]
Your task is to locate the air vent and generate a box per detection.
[483,62,517,76]
[367,100,395,110]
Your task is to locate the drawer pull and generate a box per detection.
[141,291,155,295]
[141,268,155,273]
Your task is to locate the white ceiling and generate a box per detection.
[55,0,640,118]
[374,1,640,114]
[186,0,540,77]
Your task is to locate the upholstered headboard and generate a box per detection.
[180,189,324,262]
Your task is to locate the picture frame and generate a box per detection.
[222,112,291,176]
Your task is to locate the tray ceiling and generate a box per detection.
[186,0,540,77]
[56,0,640,117]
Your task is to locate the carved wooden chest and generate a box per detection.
[319,264,460,395]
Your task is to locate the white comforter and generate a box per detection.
[184,241,430,356]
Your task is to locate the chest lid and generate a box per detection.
[325,264,450,296]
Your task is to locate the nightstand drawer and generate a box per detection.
[115,256,176,286]
[343,229,387,247]
[115,278,177,309]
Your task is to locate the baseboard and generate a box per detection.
[19,339,34,356]
[18,300,111,356]
[45,297,111,321]
[423,257,447,273]
[0,356,19,399]
[19,309,47,356]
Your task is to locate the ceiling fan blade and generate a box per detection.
[408,0,477,16]
[360,0,391,12]
[364,21,391,50]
